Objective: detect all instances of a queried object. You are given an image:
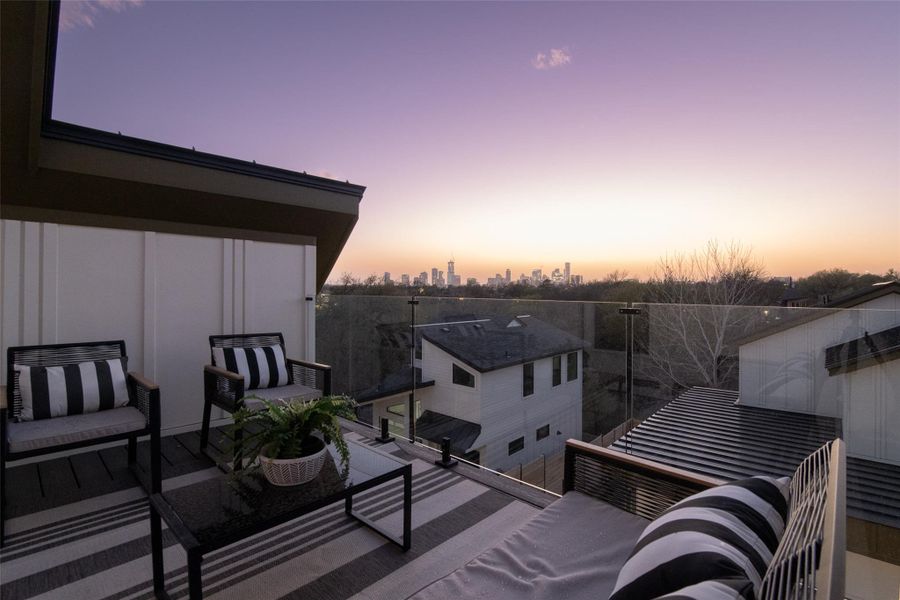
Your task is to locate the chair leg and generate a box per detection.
[200,397,212,451]
[127,436,137,465]
[232,425,243,471]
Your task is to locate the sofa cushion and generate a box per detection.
[241,383,322,409]
[609,476,790,600]
[14,358,129,421]
[212,345,288,390]
[7,406,146,454]
[409,490,648,600]
[655,578,754,599]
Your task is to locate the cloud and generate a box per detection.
[531,47,572,70]
[59,0,144,32]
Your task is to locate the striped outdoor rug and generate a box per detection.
[0,433,539,600]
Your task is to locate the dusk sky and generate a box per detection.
[54,1,899,282]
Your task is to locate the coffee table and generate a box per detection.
[149,438,412,599]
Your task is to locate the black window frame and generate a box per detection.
[536,424,550,441]
[552,355,562,386]
[567,351,578,382]
[523,362,534,397]
[508,436,525,455]
[452,363,475,388]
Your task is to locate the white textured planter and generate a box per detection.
[259,443,328,486]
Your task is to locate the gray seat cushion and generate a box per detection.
[241,383,322,409]
[8,407,146,454]
[408,491,648,600]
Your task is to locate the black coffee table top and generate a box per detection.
[156,439,407,549]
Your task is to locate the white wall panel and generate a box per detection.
[154,234,225,430]
[1,220,316,435]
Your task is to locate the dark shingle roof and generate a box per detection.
[414,410,482,454]
[611,387,900,529]
[421,315,584,373]
[355,368,434,404]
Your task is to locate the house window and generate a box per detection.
[508,436,525,455]
[536,424,550,441]
[523,362,534,396]
[552,355,562,386]
[452,363,475,388]
[567,351,578,381]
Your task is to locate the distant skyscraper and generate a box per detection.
[431,267,438,285]
[401,274,410,286]
[564,262,571,283]
[423,270,431,285]
[383,272,391,285]
[531,268,542,285]
[505,268,511,284]
[447,259,460,286]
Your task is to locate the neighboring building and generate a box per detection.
[738,281,900,464]
[357,315,584,472]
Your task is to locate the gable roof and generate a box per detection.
[421,315,584,373]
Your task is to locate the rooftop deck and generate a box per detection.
[0,424,552,600]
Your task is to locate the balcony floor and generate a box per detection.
[1,425,551,600]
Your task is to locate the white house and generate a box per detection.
[738,282,900,464]
[358,315,584,472]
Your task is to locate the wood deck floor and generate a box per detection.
[3,426,232,519]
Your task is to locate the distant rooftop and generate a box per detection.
[421,315,584,373]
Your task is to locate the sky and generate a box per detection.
[53,0,899,283]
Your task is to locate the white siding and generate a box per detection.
[476,351,582,472]
[1,220,317,434]
[738,295,900,463]
[419,342,481,424]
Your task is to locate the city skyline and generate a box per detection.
[52,2,899,281]
[370,259,576,287]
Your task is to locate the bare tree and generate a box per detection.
[640,241,766,390]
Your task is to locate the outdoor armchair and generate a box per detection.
[200,332,331,465]
[1,340,161,545]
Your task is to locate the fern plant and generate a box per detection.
[232,395,357,471]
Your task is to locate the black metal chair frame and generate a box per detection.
[1,340,161,545]
[200,332,332,465]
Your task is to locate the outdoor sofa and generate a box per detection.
[1,340,161,545]
[410,438,845,600]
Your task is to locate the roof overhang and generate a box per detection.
[1,1,364,290]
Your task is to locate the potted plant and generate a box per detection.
[232,395,356,486]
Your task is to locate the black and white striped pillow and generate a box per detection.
[655,577,754,599]
[212,345,289,390]
[15,358,130,422]
[609,476,790,600]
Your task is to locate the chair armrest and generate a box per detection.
[127,372,161,425]
[203,364,245,412]
[204,364,244,382]
[563,439,726,520]
[286,358,332,395]
[128,371,159,392]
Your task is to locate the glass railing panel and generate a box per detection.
[315,294,413,435]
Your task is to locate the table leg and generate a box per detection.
[402,464,412,551]
[150,505,165,598]
[187,549,203,600]
[345,494,353,516]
